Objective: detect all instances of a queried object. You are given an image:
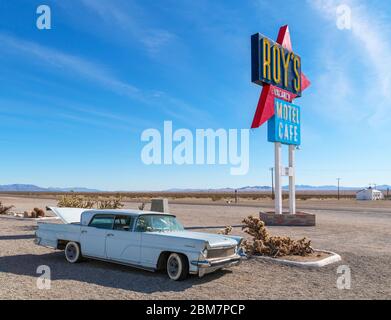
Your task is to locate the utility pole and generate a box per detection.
[270,167,274,200]
[337,178,341,200]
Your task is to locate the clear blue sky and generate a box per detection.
[1,0,390,191]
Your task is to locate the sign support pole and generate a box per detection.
[274,142,282,215]
[289,144,296,214]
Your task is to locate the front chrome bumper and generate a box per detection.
[191,254,242,277]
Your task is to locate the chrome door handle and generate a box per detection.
[107,233,114,237]
[81,230,87,234]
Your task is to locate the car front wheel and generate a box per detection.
[64,241,82,263]
[166,253,188,281]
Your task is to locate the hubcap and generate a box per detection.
[168,257,179,277]
[66,245,76,260]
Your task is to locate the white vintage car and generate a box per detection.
[35,207,244,280]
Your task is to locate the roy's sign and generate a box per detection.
[251,33,302,96]
[250,25,310,217]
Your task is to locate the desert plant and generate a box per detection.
[57,195,95,208]
[211,195,223,202]
[96,196,124,209]
[138,202,146,210]
[0,202,14,215]
[241,216,313,257]
[218,226,233,235]
[32,207,45,217]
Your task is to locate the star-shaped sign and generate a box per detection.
[251,25,310,129]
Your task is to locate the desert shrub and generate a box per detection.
[58,194,124,209]
[242,216,313,257]
[211,195,223,202]
[0,202,14,215]
[33,207,45,217]
[97,196,124,209]
[218,226,233,235]
[138,202,146,210]
[57,195,95,208]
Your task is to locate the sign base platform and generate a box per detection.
[259,211,316,226]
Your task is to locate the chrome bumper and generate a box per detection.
[191,255,242,277]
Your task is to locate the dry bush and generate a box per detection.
[211,195,223,202]
[242,216,313,257]
[33,207,45,217]
[218,226,233,235]
[138,202,146,210]
[21,208,45,218]
[57,195,95,208]
[97,196,124,209]
[0,202,14,215]
[58,194,124,209]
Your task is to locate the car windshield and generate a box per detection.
[135,215,184,232]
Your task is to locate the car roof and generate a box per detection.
[85,209,176,217]
[48,207,177,224]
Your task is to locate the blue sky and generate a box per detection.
[0,0,391,191]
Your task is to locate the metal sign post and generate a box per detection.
[274,142,282,215]
[289,144,296,214]
[274,144,296,215]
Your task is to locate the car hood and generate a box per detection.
[149,230,238,248]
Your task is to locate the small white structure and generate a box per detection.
[356,187,384,201]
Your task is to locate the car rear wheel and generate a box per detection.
[166,253,188,281]
[64,241,82,263]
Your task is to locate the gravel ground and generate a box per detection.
[0,196,390,299]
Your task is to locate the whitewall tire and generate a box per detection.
[64,241,82,263]
[166,253,188,281]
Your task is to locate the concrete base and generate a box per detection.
[150,198,170,213]
[259,211,316,226]
[253,250,341,268]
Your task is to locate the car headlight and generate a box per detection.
[201,247,208,258]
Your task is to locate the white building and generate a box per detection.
[356,187,384,201]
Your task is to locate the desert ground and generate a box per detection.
[0,194,390,299]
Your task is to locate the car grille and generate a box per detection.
[207,247,236,259]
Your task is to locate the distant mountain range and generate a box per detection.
[166,185,391,192]
[1,184,390,193]
[0,184,100,192]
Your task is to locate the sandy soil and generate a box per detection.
[0,196,390,299]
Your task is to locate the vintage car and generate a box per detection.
[35,207,244,280]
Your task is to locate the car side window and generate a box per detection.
[113,215,133,231]
[89,215,114,229]
[135,216,153,232]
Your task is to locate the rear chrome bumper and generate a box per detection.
[191,255,242,277]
